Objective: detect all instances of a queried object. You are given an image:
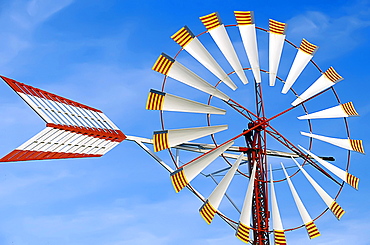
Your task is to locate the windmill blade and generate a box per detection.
[235,162,258,244]
[292,67,343,106]
[171,26,237,90]
[298,102,359,119]
[0,76,125,162]
[301,131,365,154]
[269,19,287,86]
[282,39,319,94]
[292,158,345,220]
[170,140,234,193]
[298,145,359,189]
[199,12,248,85]
[153,125,228,152]
[234,11,261,83]
[269,166,287,244]
[152,53,230,101]
[199,153,244,224]
[146,89,226,115]
[281,163,321,239]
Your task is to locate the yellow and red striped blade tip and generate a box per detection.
[350,139,365,154]
[274,230,287,245]
[323,67,343,83]
[170,169,188,193]
[299,39,318,55]
[171,26,195,47]
[235,223,250,244]
[330,201,345,220]
[199,201,216,224]
[152,53,175,75]
[346,173,359,190]
[200,12,222,31]
[341,102,359,116]
[234,11,254,25]
[305,221,321,239]
[269,19,287,35]
[146,89,165,110]
[153,130,169,152]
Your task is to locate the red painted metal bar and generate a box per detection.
[246,81,269,245]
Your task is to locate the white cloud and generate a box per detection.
[286,214,370,245]
[0,0,74,70]
[27,0,73,24]
[287,10,370,61]
[0,193,226,245]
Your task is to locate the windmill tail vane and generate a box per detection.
[0,75,126,162]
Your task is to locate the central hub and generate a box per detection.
[249,118,269,132]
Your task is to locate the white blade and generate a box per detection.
[282,39,318,93]
[298,102,359,119]
[292,67,343,106]
[235,162,257,243]
[269,19,287,86]
[152,53,230,101]
[146,89,226,115]
[171,26,237,90]
[170,141,234,192]
[298,145,359,189]
[234,11,261,83]
[200,12,248,85]
[301,131,365,154]
[199,153,244,224]
[281,163,321,239]
[292,157,345,220]
[153,125,228,152]
[270,166,287,244]
[270,166,284,230]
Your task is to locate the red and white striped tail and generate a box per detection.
[0,76,125,162]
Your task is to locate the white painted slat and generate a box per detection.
[36,130,72,152]
[18,127,55,150]
[46,99,77,126]
[17,93,54,123]
[98,141,119,155]
[54,101,87,127]
[96,112,118,130]
[21,129,64,151]
[89,140,112,155]
[52,135,80,153]
[78,137,104,154]
[78,107,103,129]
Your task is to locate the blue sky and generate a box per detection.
[0,0,369,244]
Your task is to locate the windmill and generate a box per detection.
[144,11,364,244]
[0,10,364,245]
